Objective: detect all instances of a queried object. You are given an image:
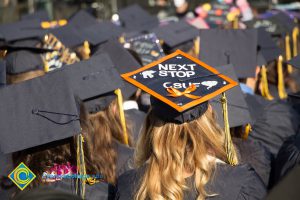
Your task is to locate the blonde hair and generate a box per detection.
[134,105,227,200]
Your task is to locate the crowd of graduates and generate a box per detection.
[0,0,300,199]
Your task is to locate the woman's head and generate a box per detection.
[82,98,133,184]
[134,104,227,200]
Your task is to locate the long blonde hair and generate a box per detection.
[134,105,227,200]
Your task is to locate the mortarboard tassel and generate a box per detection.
[277,55,287,99]
[292,27,299,57]
[232,17,239,29]
[260,65,274,100]
[194,36,200,58]
[221,92,238,166]
[242,123,252,140]
[41,19,67,29]
[285,35,293,74]
[76,133,87,199]
[114,88,129,145]
[82,41,91,60]
[119,36,125,44]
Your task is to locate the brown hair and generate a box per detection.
[134,105,227,200]
[7,70,45,84]
[84,98,134,184]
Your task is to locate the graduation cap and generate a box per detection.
[287,54,300,69]
[121,49,237,118]
[21,10,50,21]
[42,33,80,72]
[0,60,6,86]
[49,25,85,48]
[68,10,98,29]
[152,20,198,50]
[270,12,297,36]
[0,71,81,154]
[121,49,239,165]
[50,53,124,116]
[0,19,46,42]
[257,28,282,63]
[123,33,165,65]
[5,50,45,75]
[78,21,124,46]
[118,4,159,32]
[94,40,141,99]
[245,12,296,37]
[199,29,257,79]
[210,64,252,128]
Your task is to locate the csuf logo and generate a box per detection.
[8,162,36,190]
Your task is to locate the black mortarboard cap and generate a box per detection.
[270,12,296,36]
[124,33,165,65]
[54,53,124,101]
[5,50,44,74]
[0,60,6,86]
[210,64,252,127]
[118,4,159,32]
[152,20,199,48]
[50,25,85,48]
[121,50,237,124]
[245,12,296,37]
[257,28,282,63]
[0,72,81,154]
[68,10,98,29]
[257,51,267,67]
[78,21,123,46]
[0,19,46,42]
[199,29,258,78]
[21,10,50,21]
[94,40,141,99]
[287,55,300,69]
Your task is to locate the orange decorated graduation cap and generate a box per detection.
[121,49,239,165]
[122,49,237,113]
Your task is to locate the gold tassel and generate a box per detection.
[76,134,87,199]
[260,65,274,100]
[293,27,299,57]
[119,35,125,44]
[194,36,200,58]
[221,92,238,166]
[285,35,293,74]
[242,124,252,140]
[277,55,287,99]
[233,17,239,29]
[114,89,129,145]
[41,19,67,29]
[82,41,91,60]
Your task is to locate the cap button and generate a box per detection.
[32,109,39,114]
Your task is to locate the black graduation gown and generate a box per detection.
[115,164,267,200]
[114,140,134,176]
[233,138,272,187]
[266,166,300,200]
[270,134,300,188]
[124,109,146,144]
[46,178,113,200]
[247,98,300,156]
[0,153,14,200]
